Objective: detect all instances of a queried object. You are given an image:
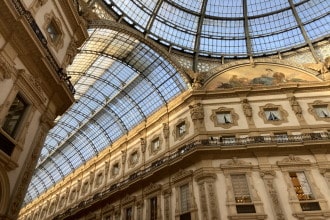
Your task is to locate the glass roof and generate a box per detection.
[23,0,330,207]
[23,27,188,205]
[104,0,330,57]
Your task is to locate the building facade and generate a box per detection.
[0,0,87,219]
[0,0,328,220]
[18,60,330,220]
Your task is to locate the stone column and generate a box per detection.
[8,113,53,219]
[163,189,172,220]
[260,170,286,220]
[195,173,219,220]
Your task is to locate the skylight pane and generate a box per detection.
[114,0,151,28]
[296,0,329,23]
[304,17,330,40]
[251,28,305,53]
[139,92,163,116]
[206,0,243,17]
[247,0,289,16]
[151,19,195,49]
[248,10,298,37]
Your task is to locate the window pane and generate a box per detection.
[231,174,252,203]
[2,94,28,137]
[150,197,157,220]
[180,184,190,213]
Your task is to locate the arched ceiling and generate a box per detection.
[23,26,189,205]
[23,0,330,207]
[103,0,330,58]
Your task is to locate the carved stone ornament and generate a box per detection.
[162,123,169,139]
[144,183,162,195]
[62,40,78,67]
[303,56,330,76]
[277,154,311,167]
[289,96,302,117]
[191,72,205,89]
[0,56,13,81]
[76,0,99,22]
[140,137,146,153]
[122,194,136,205]
[220,157,253,169]
[121,150,127,164]
[172,169,193,183]
[189,103,204,120]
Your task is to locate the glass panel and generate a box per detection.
[180,184,190,213]
[314,105,330,118]
[151,138,160,152]
[231,174,252,203]
[265,109,281,121]
[216,112,232,124]
[150,197,157,220]
[2,94,28,137]
[126,207,132,220]
[177,122,186,137]
[289,172,315,200]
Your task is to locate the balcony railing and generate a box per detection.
[54,132,330,219]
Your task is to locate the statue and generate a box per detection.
[242,99,252,118]
[192,73,205,89]
[289,96,302,117]
[303,56,330,79]
[189,103,204,120]
[163,123,169,139]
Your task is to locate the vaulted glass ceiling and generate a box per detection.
[104,0,330,57]
[23,0,330,207]
[23,27,188,205]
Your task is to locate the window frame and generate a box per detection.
[259,104,288,125]
[308,101,330,122]
[1,93,29,139]
[220,158,267,219]
[43,12,64,51]
[211,107,239,128]
[173,118,190,141]
[277,155,328,217]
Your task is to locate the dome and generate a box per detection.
[103,0,330,57]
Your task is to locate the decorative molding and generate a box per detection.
[172,169,193,184]
[148,135,163,156]
[259,170,285,220]
[277,154,311,167]
[172,117,190,142]
[0,55,13,81]
[43,12,64,51]
[220,157,253,170]
[189,102,205,131]
[121,194,136,206]
[128,147,140,168]
[144,183,162,195]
